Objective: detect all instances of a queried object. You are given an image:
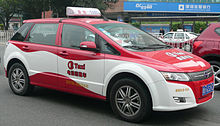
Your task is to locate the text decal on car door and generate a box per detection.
[67,61,87,78]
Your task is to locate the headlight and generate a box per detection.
[160,72,190,81]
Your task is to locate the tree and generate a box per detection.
[21,0,50,20]
[0,0,20,30]
[50,0,117,18]
[20,0,118,19]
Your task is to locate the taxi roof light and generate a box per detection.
[66,7,101,17]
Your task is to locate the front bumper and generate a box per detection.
[152,76,214,111]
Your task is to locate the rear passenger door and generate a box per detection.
[24,23,59,87]
[57,24,104,96]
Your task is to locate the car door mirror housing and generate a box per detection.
[80,41,99,52]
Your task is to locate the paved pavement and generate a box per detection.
[1,44,220,126]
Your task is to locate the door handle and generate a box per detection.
[22,46,29,50]
[59,51,69,56]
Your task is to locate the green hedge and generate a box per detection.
[0,24,4,30]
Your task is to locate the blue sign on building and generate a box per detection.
[124,1,220,13]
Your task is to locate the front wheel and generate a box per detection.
[8,63,34,95]
[209,61,220,90]
[110,78,152,122]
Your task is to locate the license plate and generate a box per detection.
[202,83,214,96]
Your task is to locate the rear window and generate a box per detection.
[215,27,220,36]
[11,23,33,41]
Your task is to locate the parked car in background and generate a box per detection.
[193,23,220,89]
[159,31,198,52]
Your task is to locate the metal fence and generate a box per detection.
[150,33,193,52]
[0,30,14,66]
[0,30,14,44]
[163,39,193,52]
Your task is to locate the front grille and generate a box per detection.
[188,68,213,81]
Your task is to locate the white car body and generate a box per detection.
[159,32,198,43]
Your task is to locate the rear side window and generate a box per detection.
[11,23,33,41]
[215,27,220,36]
[62,24,95,49]
[174,33,184,39]
[185,34,190,39]
[26,23,58,46]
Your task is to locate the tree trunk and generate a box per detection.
[4,18,9,30]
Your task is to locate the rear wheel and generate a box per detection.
[8,63,34,95]
[182,44,192,52]
[209,61,220,90]
[110,78,152,122]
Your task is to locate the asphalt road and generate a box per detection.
[1,44,220,126]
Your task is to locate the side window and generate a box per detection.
[164,33,173,39]
[62,24,95,49]
[26,23,58,46]
[174,33,184,39]
[215,27,220,36]
[185,34,190,39]
[11,23,33,41]
[98,36,120,55]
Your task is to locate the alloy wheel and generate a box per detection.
[115,85,141,117]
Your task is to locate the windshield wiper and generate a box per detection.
[148,44,172,48]
[123,45,158,50]
[123,45,145,50]
[123,44,172,50]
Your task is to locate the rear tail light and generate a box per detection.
[193,40,203,49]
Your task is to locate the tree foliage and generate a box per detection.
[0,0,20,30]
[51,0,111,17]
[21,0,114,19]
[21,0,50,19]
[0,0,117,29]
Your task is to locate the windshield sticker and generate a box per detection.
[165,52,193,60]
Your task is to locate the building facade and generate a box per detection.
[105,0,220,33]
[105,0,220,21]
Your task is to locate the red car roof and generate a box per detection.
[23,18,122,25]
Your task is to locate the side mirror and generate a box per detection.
[80,41,99,52]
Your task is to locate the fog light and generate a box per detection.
[173,97,186,103]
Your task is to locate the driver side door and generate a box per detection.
[57,23,104,96]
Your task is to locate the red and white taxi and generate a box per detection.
[3,7,214,122]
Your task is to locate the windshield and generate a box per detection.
[93,23,171,51]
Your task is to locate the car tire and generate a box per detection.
[110,78,152,123]
[8,63,34,95]
[182,44,192,52]
[209,61,220,90]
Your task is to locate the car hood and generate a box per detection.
[132,48,210,73]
